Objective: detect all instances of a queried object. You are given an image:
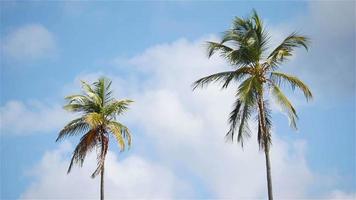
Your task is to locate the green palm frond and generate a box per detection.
[226,99,242,141]
[237,76,260,104]
[206,41,234,58]
[104,99,134,117]
[270,72,313,101]
[192,67,250,90]
[56,117,89,141]
[267,32,309,68]
[226,76,260,146]
[65,95,91,105]
[236,102,252,146]
[192,71,235,90]
[67,129,99,173]
[63,103,96,113]
[81,80,102,106]
[93,77,113,106]
[270,83,298,129]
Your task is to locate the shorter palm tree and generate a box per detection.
[56,77,133,200]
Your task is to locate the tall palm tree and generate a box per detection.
[56,77,133,200]
[192,10,312,200]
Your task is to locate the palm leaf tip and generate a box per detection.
[271,83,299,129]
[270,72,313,101]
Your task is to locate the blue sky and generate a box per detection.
[0,1,355,199]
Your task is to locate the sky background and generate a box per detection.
[0,1,355,199]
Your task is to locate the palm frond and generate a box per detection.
[193,71,235,90]
[270,72,313,101]
[226,99,242,141]
[93,77,113,106]
[67,129,99,173]
[56,117,89,142]
[104,99,134,117]
[193,67,251,90]
[237,76,260,104]
[226,76,260,146]
[236,102,252,147]
[65,95,91,105]
[267,32,310,68]
[81,80,102,106]
[270,83,298,129]
[91,134,109,178]
[107,121,132,151]
[206,41,234,58]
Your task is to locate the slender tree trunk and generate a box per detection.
[100,164,104,200]
[258,92,274,200]
[264,143,273,200]
[100,129,105,200]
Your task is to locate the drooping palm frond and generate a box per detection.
[237,76,260,104]
[270,83,298,129]
[225,76,259,146]
[107,121,131,151]
[270,72,313,101]
[236,102,252,146]
[56,117,89,142]
[91,134,108,178]
[226,99,242,141]
[266,32,309,68]
[67,129,99,173]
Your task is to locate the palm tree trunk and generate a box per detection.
[258,93,274,200]
[100,165,104,200]
[264,144,273,200]
[100,130,105,200]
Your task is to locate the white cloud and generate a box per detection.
[1,24,56,61]
[0,100,71,135]
[20,142,192,199]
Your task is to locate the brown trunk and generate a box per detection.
[258,93,274,200]
[100,130,105,200]
[100,165,104,200]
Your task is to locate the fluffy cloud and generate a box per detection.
[20,142,192,199]
[1,24,56,61]
[0,100,72,135]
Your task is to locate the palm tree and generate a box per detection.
[56,77,133,200]
[192,10,312,200]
